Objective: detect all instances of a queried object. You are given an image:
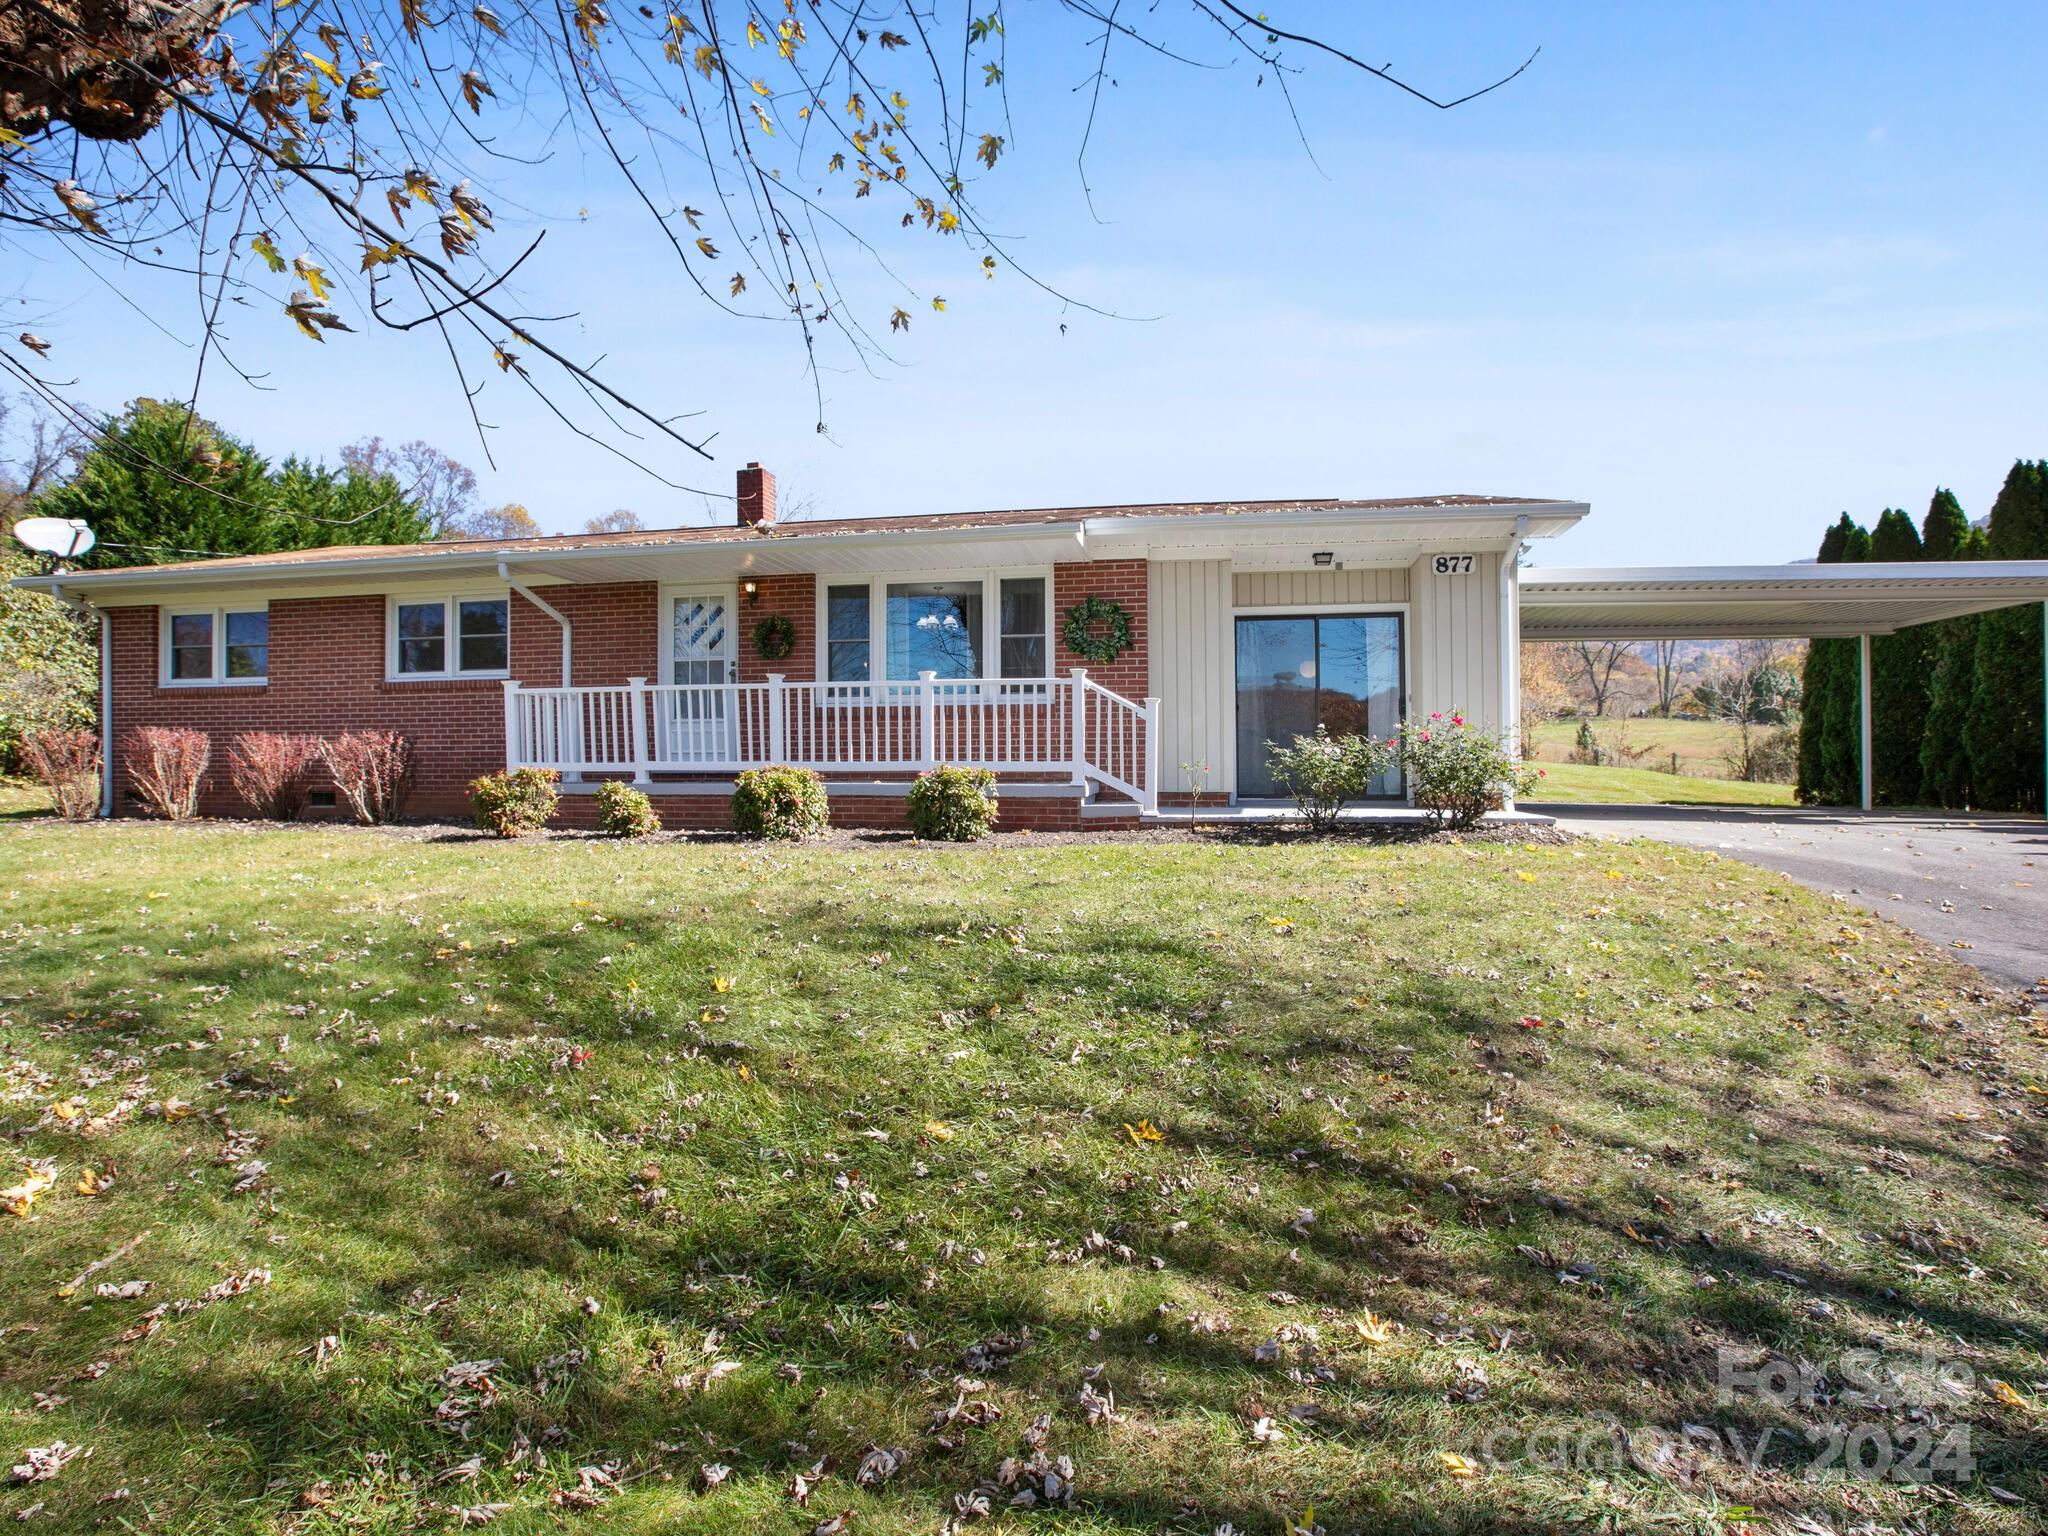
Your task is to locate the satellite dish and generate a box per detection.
[11,517,95,559]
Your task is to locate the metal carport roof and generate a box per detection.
[1519,561,2048,640]
[1517,559,2048,811]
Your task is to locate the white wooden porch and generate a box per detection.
[504,668,1159,811]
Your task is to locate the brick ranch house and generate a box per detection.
[35,467,1591,827]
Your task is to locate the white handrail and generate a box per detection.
[506,669,1154,810]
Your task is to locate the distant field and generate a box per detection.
[1525,760,1796,806]
[1528,717,1774,779]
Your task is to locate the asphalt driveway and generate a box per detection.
[1531,804,2048,992]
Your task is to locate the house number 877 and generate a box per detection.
[1432,554,1476,575]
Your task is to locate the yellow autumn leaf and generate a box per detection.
[1123,1118,1165,1145]
[750,78,771,96]
[1354,1310,1394,1344]
[745,17,765,46]
[2,1163,56,1218]
[51,1099,81,1121]
[1512,870,1538,883]
[736,1062,753,1082]
[293,255,331,300]
[695,236,718,259]
[302,50,344,85]
[712,974,734,992]
[76,1166,111,1196]
[250,233,287,273]
[930,296,946,311]
[1437,1450,1480,1478]
[752,104,774,135]
[1990,1379,2028,1409]
[1267,914,1294,933]
[924,1120,953,1141]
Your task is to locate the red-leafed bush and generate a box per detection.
[320,731,415,824]
[21,727,100,821]
[226,732,323,820]
[122,726,210,820]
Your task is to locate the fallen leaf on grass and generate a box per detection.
[10,1441,86,1483]
[1989,1379,2028,1409]
[1437,1450,1480,1478]
[1122,1119,1165,1145]
[1353,1310,1394,1344]
[2,1160,56,1217]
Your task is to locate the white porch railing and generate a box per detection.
[504,668,1159,811]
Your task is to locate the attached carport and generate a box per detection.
[1518,562,2048,810]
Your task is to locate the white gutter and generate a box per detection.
[498,561,571,685]
[50,582,114,818]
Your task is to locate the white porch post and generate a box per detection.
[1143,695,1160,814]
[1069,667,1089,788]
[627,676,653,787]
[501,679,521,770]
[1858,632,1874,812]
[917,670,938,766]
[767,673,787,763]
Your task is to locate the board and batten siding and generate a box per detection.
[1147,560,1234,795]
[1406,550,1503,733]
[1148,553,1510,799]
[1230,567,1410,609]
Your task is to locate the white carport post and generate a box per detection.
[1858,633,1874,812]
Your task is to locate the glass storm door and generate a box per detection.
[661,592,733,762]
[1234,614,1404,798]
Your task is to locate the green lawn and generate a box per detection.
[1529,718,1763,777]
[2,819,2043,1534]
[1526,761,1797,806]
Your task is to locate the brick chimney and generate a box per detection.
[736,462,777,527]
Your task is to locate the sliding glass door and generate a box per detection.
[1235,613,1403,798]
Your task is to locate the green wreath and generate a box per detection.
[1061,595,1133,665]
[752,612,797,661]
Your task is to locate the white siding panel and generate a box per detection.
[1232,567,1408,608]
[1408,552,1504,733]
[1148,560,1234,793]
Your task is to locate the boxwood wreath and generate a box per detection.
[752,612,797,662]
[1061,595,1133,665]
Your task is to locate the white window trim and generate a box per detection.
[811,566,1055,692]
[658,582,741,685]
[159,603,270,688]
[385,590,512,681]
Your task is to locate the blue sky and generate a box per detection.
[19,2,2047,564]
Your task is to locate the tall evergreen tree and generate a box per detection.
[1866,507,1927,804]
[1917,491,1982,807]
[1964,461,2048,812]
[1797,514,1871,804]
[39,399,434,569]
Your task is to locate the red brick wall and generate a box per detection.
[106,563,1156,821]
[107,583,660,817]
[734,573,815,682]
[1053,559,1149,699]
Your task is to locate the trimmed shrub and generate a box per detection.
[122,726,210,820]
[1263,727,1396,832]
[469,767,561,838]
[732,765,829,841]
[594,779,661,837]
[1398,712,1541,831]
[21,727,100,821]
[226,732,322,820]
[906,764,998,841]
[321,731,416,825]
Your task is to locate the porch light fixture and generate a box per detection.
[742,579,759,604]
[1311,550,1334,567]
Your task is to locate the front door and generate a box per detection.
[660,591,733,764]
[1234,613,1404,798]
